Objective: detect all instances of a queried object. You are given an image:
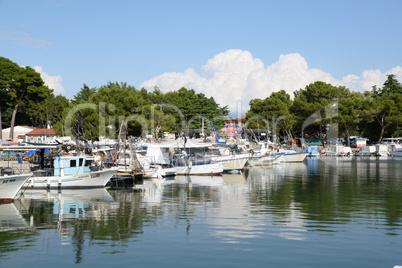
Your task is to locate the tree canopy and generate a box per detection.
[2,56,402,143]
[0,57,64,139]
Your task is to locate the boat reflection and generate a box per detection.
[0,202,28,231]
[174,175,224,187]
[17,188,118,223]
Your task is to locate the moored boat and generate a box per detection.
[208,144,250,173]
[356,145,376,156]
[390,148,402,157]
[0,172,33,203]
[168,139,224,175]
[278,150,309,162]
[248,152,283,166]
[136,143,177,178]
[26,154,117,189]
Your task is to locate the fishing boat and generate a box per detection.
[278,150,309,162]
[323,145,353,157]
[0,172,32,203]
[136,143,177,178]
[356,145,376,156]
[248,152,283,166]
[207,144,250,173]
[375,144,389,156]
[168,139,224,175]
[390,148,402,157]
[26,153,117,189]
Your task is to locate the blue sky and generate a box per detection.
[1,0,402,115]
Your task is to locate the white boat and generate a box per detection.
[115,148,145,177]
[356,145,376,156]
[390,148,402,157]
[248,152,283,166]
[0,172,32,203]
[165,139,224,175]
[26,154,117,189]
[375,144,389,156]
[324,145,353,157]
[208,144,250,173]
[136,143,177,178]
[275,149,309,162]
[136,154,176,178]
[213,154,249,173]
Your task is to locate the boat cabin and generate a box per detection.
[53,156,96,176]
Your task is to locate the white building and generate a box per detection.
[1,126,36,142]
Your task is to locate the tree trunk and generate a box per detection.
[0,106,2,140]
[376,114,386,143]
[378,124,386,143]
[344,123,350,147]
[9,85,28,141]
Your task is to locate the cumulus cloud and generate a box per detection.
[34,66,65,95]
[140,49,402,115]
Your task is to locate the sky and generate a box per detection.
[1,0,402,116]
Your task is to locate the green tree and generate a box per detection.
[247,90,295,142]
[73,84,97,104]
[0,57,15,139]
[338,91,365,146]
[380,74,402,95]
[363,75,402,142]
[84,82,146,138]
[292,81,349,139]
[26,94,70,130]
[163,87,229,134]
[0,57,52,140]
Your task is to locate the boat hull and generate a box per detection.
[248,153,283,166]
[390,150,402,157]
[175,161,223,176]
[211,154,249,173]
[25,168,116,189]
[143,166,177,179]
[0,173,32,203]
[279,152,308,162]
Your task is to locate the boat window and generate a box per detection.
[70,159,77,167]
[79,158,84,166]
[85,160,92,166]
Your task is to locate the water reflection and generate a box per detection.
[1,157,402,265]
[0,203,28,231]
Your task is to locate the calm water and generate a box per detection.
[1,157,402,268]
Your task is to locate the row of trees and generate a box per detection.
[1,56,402,144]
[59,82,229,139]
[0,56,229,140]
[246,75,402,145]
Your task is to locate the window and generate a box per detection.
[70,160,77,167]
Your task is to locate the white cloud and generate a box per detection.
[0,31,52,49]
[140,49,402,115]
[34,66,65,95]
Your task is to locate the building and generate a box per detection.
[223,115,246,128]
[1,126,58,144]
[24,128,57,144]
[1,126,36,142]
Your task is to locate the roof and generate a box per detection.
[2,126,36,133]
[25,128,56,136]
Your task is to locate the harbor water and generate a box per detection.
[1,157,402,267]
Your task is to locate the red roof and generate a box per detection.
[25,128,56,136]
